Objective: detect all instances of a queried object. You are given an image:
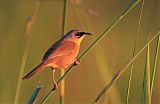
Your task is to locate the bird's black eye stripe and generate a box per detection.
[75,32,81,38]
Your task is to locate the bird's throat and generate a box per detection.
[77,36,85,45]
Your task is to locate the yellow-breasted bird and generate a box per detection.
[22,30,92,89]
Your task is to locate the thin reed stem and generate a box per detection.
[142,50,148,104]
[93,31,160,104]
[146,36,151,104]
[61,0,67,37]
[126,0,144,103]
[14,1,40,104]
[141,34,151,104]
[14,35,30,104]
[60,0,67,104]
[41,0,141,103]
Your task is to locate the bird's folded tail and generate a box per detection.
[22,62,46,80]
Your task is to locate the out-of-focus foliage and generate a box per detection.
[0,0,159,103]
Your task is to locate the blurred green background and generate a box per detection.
[0,0,159,103]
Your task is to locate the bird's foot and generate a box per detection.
[53,82,58,90]
[73,59,80,66]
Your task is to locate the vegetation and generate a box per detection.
[0,0,159,103]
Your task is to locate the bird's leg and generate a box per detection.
[73,58,80,66]
[51,68,58,90]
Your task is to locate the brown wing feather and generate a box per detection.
[45,41,76,60]
[42,40,61,61]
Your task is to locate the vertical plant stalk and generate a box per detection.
[14,0,40,104]
[142,35,151,104]
[60,0,67,104]
[93,31,160,104]
[142,54,147,104]
[150,34,160,103]
[28,83,43,104]
[146,36,151,104]
[61,0,67,37]
[41,0,141,103]
[126,0,144,103]
[14,31,30,104]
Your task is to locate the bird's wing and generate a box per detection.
[42,41,76,61]
[42,39,61,61]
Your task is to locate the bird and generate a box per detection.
[22,30,92,89]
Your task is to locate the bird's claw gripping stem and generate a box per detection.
[73,59,80,66]
[53,82,58,90]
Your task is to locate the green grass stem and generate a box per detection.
[28,83,43,104]
[93,31,160,104]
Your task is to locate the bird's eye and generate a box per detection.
[75,32,81,38]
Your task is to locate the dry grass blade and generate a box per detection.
[14,0,40,104]
[41,0,141,103]
[93,31,160,104]
[28,83,43,104]
[126,0,144,103]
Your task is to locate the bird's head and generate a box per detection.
[65,30,92,44]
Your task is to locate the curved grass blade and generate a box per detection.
[93,31,160,103]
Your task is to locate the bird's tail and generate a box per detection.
[22,62,46,80]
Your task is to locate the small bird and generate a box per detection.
[22,30,92,89]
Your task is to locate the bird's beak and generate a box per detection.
[84,32,93,36]
[80,32,93,36]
